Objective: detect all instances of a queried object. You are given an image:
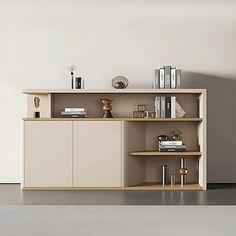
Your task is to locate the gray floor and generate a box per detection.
[0,184,235,205]
[0,206,235,236]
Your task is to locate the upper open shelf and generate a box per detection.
[22,89,206,95]
[23,118,203,122]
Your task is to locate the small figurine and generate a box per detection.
[68,65,75,89]
[98,98,113,118]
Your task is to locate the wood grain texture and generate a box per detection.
[129,151,202,156]
[23,118,203,122]
[22,89,206,94]
[22,184,203,191]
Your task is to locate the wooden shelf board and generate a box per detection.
[129,150,202,156]
[23,118,203,122]
[127,183,203,190]
[22,184,203,191]
[22,88,206,95]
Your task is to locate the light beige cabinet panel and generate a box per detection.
[24,121,73,187]
[74,121,122,187]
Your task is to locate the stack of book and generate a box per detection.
[153,66,181,89]
[61,108,87,118]
[158,140,187,152]
[155,96,176,118]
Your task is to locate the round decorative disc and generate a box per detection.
[112,76,129,89]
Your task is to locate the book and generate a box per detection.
[62,114,87,118]
[159,140,183,145]
[159,148,186,152]
[159,68,165,89]
[165,96,171,118]
[160,97,165,118]
[171,96,176,118]
[176,69,181,89]
[154,69,159,89]
[164,66,171,89]
[155,96,161,118]
[61,111,87,115]
[159,145,186,149]
[171,68,176,89]
[65,108,86,112]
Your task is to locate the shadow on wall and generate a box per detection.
[182,72,236,183]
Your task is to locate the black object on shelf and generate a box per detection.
[34,111,40,118]
[75,77,82,89]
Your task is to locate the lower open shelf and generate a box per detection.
[126,183,202,190]
[22,183,203,191]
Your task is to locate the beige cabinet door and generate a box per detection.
[74,121,122,187]
[24,121,73,187]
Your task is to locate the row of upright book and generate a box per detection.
[158,140,187,152]
[154,96,176,118]
[61,107,87,118]
[153,66,181,89]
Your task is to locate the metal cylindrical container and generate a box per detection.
[170,174,176,186]
[162,164,168,186]
[180,157,187,185]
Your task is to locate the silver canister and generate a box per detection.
[162,164,168,186]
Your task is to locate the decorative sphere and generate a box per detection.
[112,76,129,89]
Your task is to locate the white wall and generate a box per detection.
[0,0,235,183]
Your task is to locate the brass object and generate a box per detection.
[144,111,156,118]
[170,174,176,186]
[179,168,188,175]
[158,135,169,141]
[98,98,113,118]
[133,111,144,118]
[33,97,40,108]
[137,104,146,112]
[169,130,182,141]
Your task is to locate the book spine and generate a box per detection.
[160,97,165,118]
[61,111,87,115]
[164,66,171,89]
[176,69,181,89]
[159,145,186,149]
[171,96,176,118]
[159,141,183,145]
[159,68,165,89]
[65,108,86,112]
[155,96,161,118]
[159,148,186,152]
[62,114,87,118]
[154,69,160,89]
[171,68,176,89]
[165,96,171,118]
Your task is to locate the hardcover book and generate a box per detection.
[176,69,181,89]
[159,68,165,89]
[155,96,161,118]
[164,66,171,89]
[171,68,176,89]
[160,97,166,118]
[165,96,171,118]
[171,96,176,118]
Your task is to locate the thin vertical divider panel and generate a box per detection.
[198,90,207,189]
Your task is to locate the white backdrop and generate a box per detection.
[0,0,235,183]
